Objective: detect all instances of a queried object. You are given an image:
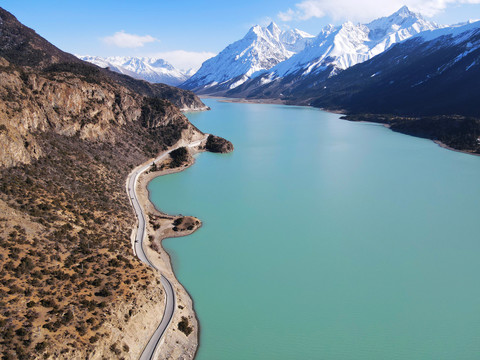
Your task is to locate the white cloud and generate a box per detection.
[296,1,326,20]
[151,50,216,71]
[278,0,480,22]
[102,31,158,48]
[278,9,296,21]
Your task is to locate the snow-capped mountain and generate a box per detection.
[299,20,480,116]
[181,22,314,93]
[78,56,190,86]
[228,6,439,97]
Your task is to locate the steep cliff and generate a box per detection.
[0,56,198,168]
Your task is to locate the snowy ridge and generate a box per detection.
[181,22,313,91]
[78,55,191,86]
[268,6,439,79]
[416,19,480,42]
[416,20,480,76]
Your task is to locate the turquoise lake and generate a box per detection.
[149,99,480,359]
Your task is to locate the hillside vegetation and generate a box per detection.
[0,7,211,359]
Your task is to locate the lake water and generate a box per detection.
[149,99,480,359]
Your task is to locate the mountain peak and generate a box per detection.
[394,5,414,16]
[78,55,189,86]
[388,5,426,22]
[267,21,281,37]
[367,5,433,32]
[256,5,440,80]
[247,24,265,38]
[182,21,313,91]
[0,6,81,68]
[340,21,356,30]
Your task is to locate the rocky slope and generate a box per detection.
[0,57,197,168]
[0,7,217,359]
[78,55,191,86]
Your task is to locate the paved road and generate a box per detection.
[127,137,206,360]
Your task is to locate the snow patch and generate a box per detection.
[229,76,249,89]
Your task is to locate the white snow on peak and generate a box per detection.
[77,55,190,86]
[263,6,440,79]
[267,22,282,40]
[412,20,480,74]
[281,28,316,53]
[416,19,480,42]
[183,22,313,89]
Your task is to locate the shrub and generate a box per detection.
[34,342,47,352]
[109,343,121,356]
[177,316,193,336]
[89,335,99,344]
[94,288,111,297]
[169,147,188,168]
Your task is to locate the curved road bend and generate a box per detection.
[127,137,207,360]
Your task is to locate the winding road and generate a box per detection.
[127,136,207,360]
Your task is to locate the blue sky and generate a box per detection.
[2,0,479,70]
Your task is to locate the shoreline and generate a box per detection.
[200,94,286,105]
[140,154,203,360]
[127,99,478,359]
[433,140,480,157]
[203,96,480,157]
[204,96,480,158]
[131,134,207,359]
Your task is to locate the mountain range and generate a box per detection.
[78,55,192,86]
[178,6,480,153]
[181,6,439,95]
[74,6,479,130]
[79,6,477,118]
[305,20,480,116]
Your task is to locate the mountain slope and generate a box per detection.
[295,21,480,154]
[306,20,480,116]
[79,55,190,86]
[181,22,313,93]
[229,6,439,99]
[0,7,82,67]
[0,6,222,359]
[0,9,207,112]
